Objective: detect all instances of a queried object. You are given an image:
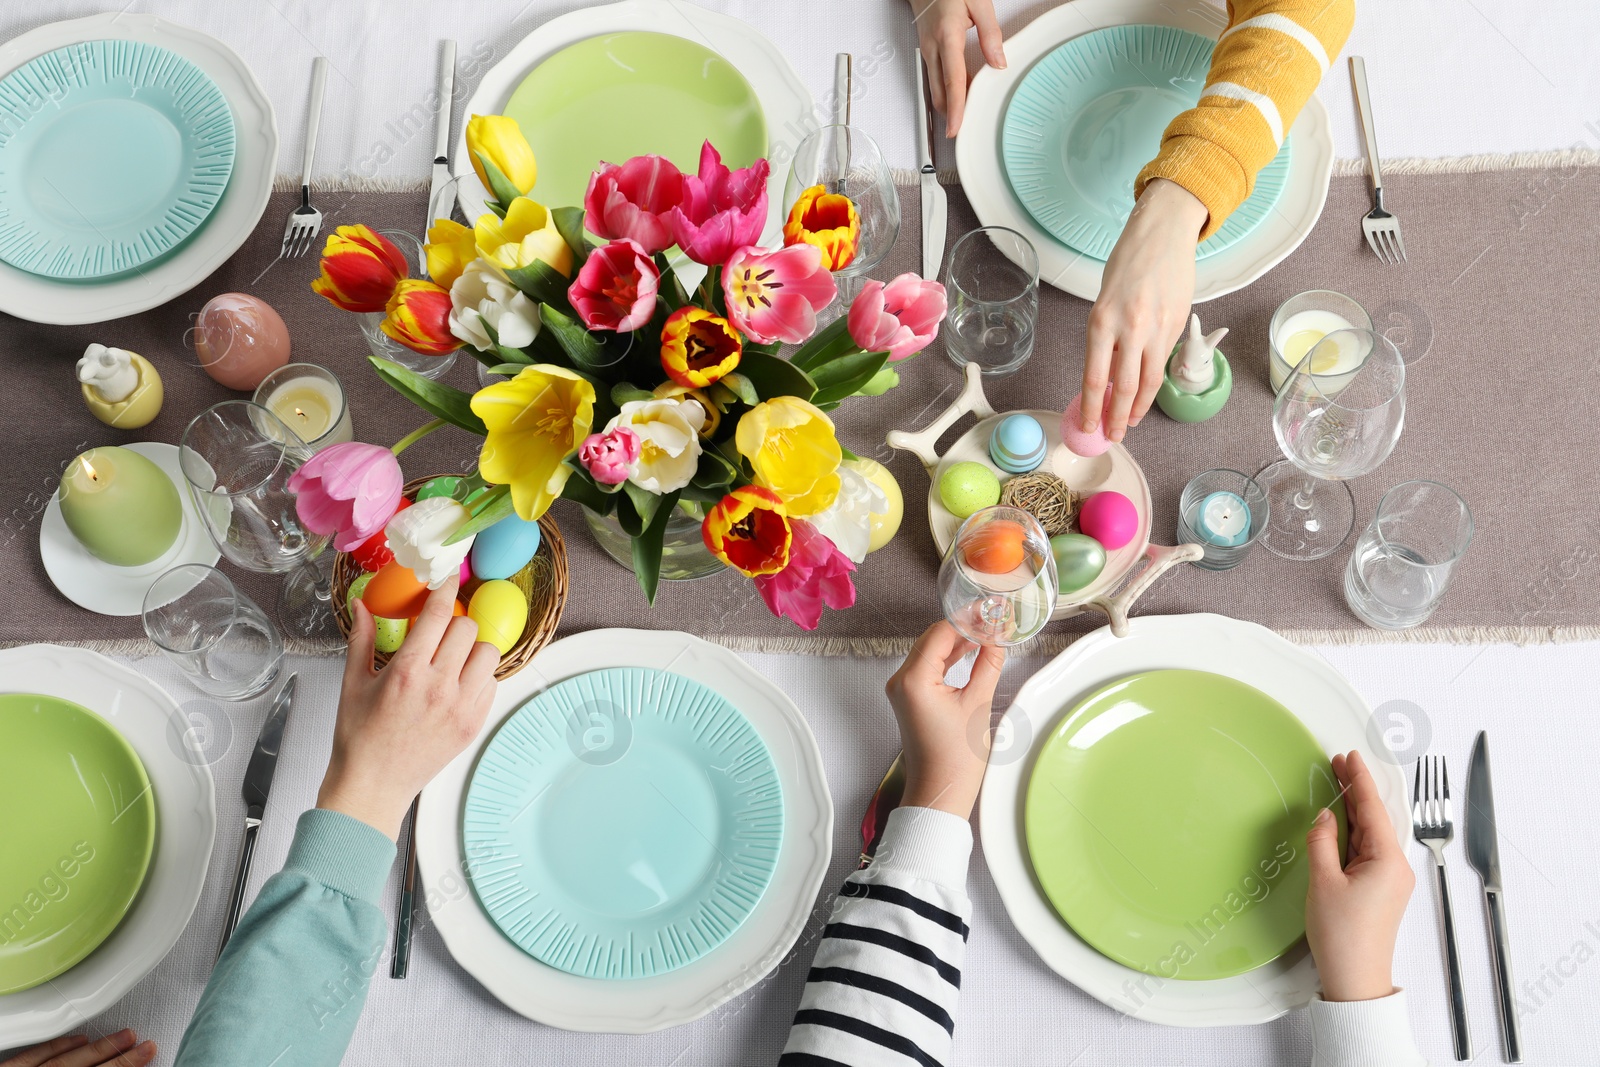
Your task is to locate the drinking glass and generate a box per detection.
[1257,329,1405,561]
[1268,290,1372,392]
[361,229,457,381]
[785,124,899,306]
[1345,481,1473,630]
[1177,468,1269,571]
[938,506,1057,646]
[143,565,284,700]
[944,227,1039,377]
[180,401,335,638]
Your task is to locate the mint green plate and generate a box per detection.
[0,40,235,280]
[1001,25,1290,262]
[462,668,782,979]
[1024,670,1344,981]
[501,31,766,212]
[0,693,157,994]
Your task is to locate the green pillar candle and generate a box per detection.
[58,447,183,567]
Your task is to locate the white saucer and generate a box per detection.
[40,442,221,617]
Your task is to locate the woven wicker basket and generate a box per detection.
[331,476,567,679]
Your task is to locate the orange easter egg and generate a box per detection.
[363,561,430,619]
[963,520,1027,574]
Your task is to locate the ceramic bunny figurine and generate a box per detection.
[1171,315,1229,394]
[78,344,140,402]
[1155,314,1233,423]
[78,343,164,429]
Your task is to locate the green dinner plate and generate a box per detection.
[1001,25,1290,262]
[0,40,236,280]
[462,668,782,979]
[500,31,767,212]
[0,693,157,994]
[1024,670,1344,981]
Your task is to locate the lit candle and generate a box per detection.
[253,364,352,449]
[1270,309,1362,390]
[57,447,184,567]
[1196,491,1251,547]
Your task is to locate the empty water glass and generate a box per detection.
[143,565,284,699]
[944,227,1038,376]
[1345,481,1473,630]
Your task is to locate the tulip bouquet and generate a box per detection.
[310,116,945,630]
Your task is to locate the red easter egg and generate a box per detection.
[363,560,430,619]
[351,497,410,571]
[963,520,1027,574]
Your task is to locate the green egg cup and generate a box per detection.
[1156,349,1233,423]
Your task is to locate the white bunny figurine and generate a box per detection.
[77,343,141,403]
[1170,314,1230,395]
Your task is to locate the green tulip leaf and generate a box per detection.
[856,366,901,396]
[442,484,514,545]
[789,315,855,370]
[623,482,664,532]
[611,382,656,407]
[811,352,890,408]
[737,350,817,401]
[692,448,739,489]
[368,357,486,435]
[504,259,574,311]
[475,151,524,214]
[552,206,592,268]
[538,304,630,375]
[632,489,682,605]
[560,465,615,513]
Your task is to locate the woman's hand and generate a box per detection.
[1,1030,156,1067]
[908,0,1006,137]
[316,578,500,840]
[886,621,1006,820]
[1080,178,1209,441]
[1305,750,1417,1002]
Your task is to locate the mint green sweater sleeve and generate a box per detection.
[174,809,396,1067]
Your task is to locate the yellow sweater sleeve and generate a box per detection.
[1135,0,1355,240]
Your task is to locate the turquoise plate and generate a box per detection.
[1001,25,1290,261]
[462,668,783,979]
[0,40,236,280]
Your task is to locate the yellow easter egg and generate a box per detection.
[844,457,903,553]
[468,579,527,656]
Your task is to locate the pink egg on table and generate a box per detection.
[1061,392,1113,457]
[191,292,292,390]
[1079,491,1139,550]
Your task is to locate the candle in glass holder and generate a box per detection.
[1268,291,1372,392]
[57,446,183,567]
[253,364,352,449]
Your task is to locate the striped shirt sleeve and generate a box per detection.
[780,806,974,1067]
[1135,0,1356,239]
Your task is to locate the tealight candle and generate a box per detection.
[1177,469,1267,571]
[1268,291,1373,392]
[253,364,352,449]
[58,446,183,567]
[1196,491,1250,547]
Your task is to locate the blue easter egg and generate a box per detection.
[469,514,543,580]
[989,413,1047,474]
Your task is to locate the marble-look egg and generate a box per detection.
[939,461,1002,518]
[1079,491,1139,550]
[470,514,543,580]
[469,579,527,655]
[1050,533,1107,594]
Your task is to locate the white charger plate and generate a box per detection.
[415,628,833,1032]
[0,645,216,1046]
[453,0,815,250]
[955,0,1333,303]
[978,613,1408,1027]
[0,14,277,325]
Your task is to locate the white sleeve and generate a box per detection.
[1309,989,1429,1066]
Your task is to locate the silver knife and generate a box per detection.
[424,40,458,246]
[1466,731,1523,1063]
[218,673,297,957]
[915,50,947,280]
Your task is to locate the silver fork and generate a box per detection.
[1413,755,1473,1061]
[1349,57,1405,263]
[281,57,329,258]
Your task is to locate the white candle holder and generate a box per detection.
[1268,290,1372,393]
[253,363,352,450]
[1177,468,1269,571]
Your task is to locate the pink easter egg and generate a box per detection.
[1079,491,1139,550]
[1061,392,1113,457]
[461,558,472,584]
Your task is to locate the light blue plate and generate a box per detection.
[462,668,783,979]
[1001,24,1290,262]
[0,40,236,280]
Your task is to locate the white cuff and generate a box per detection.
[1309,989,1427,1067]
[871,806,974,891]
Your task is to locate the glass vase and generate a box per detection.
[361,229,458,381]
[583,502,727,581]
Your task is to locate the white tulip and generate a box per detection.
[449,259,541,351]
[386,496,475,589]
[606,397,706,495]
[807,464,886,564]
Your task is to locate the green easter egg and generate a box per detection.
[1051,532,1107,594]
[939,461,1002,518]
[415,476,461,501]
[346,572,373,609]
[373,615,410,654]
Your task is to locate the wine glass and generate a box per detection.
[179,400,336,639]
[1257,329,1406,561]
[938,506,1058,646]
[785,124,899,307]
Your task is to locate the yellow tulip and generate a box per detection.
[475,196,573,278]
[424,218,476,290]
[471,365,595,521]
[735,396,842,517]
[465,114,538,200]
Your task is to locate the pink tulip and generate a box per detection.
[287,442,404,552]
[577,425,642,486]
[667,142,770,267]
[584,155,684,255]
[753,520,856,630]
[568,239,660,332]
[722,244,837,345]
[847,273,948,362]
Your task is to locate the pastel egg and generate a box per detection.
[470,514,543,580]
[843,457,903,553]
[415,476,461,501]
[1079,491,1139,550]
[373,615,410,654]
[468,579,527,655]
[989,414,1047,474]
[346,571,373,609]
[350,497,409,571]
[1050,533,1107,594]
[362,560,431,619]
[1061,393,1113,457]
[962,520,1027,574]
[939,461,1002,519]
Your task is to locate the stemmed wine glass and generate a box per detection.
[1257,329,1406,560]
[180,400,337,639]
[938,506,1058,646]
[785,124,899,307]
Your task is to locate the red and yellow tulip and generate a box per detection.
[311,225,408,313]
[782,184,860,271]
[380,279,461,355]
[703,485,793,576]
[660,306,742,389]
